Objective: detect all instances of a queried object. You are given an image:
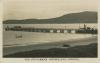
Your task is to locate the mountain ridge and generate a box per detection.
[3,11,97,24]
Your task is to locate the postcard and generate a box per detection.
[0,0,99,63]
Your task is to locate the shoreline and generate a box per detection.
[3,35,97,56]
[4,43,97,58]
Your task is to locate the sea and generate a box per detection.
[3,23,97,47]
[3,23,98,55]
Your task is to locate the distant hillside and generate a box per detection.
[3,11,97,24]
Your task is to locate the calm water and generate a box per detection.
[3,23,97,47]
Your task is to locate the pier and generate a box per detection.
[5,24,97,34]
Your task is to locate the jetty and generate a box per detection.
[5,24,97,34]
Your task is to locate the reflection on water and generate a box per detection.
[3,24,97,47]
[3,31,96,47]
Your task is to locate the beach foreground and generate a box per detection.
[4,43,97,58]
[3,34,97,56]
[3,31,97,58]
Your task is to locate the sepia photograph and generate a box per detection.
[3,0,98,58]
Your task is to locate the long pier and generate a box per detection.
[5,25,97,34]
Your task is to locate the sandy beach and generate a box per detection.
[3,34,97,56]
[4,43,97,58]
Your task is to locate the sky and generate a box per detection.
[3,0,98,20]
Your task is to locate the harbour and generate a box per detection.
[3,23,98,57]
[4,23,97,34]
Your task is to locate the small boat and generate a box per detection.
[15,34,22,38]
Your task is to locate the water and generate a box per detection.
[3,24,97,47]
[3,24,98,55]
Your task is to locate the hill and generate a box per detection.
[3,11,97,24]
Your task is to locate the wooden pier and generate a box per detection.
[5,25,97,34]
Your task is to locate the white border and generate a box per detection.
[0,0,100,63]
[0,0,3,62]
